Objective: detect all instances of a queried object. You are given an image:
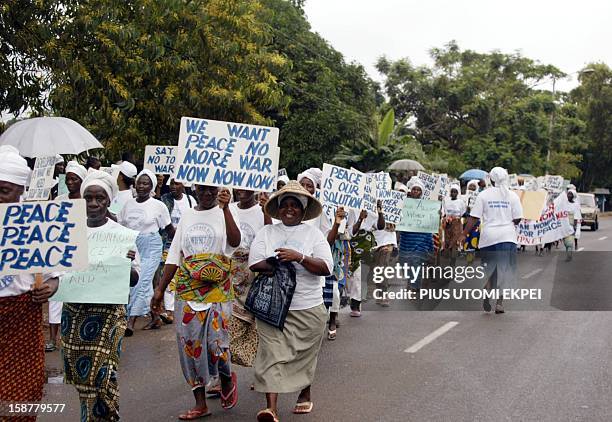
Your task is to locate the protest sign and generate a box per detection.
[382,190,406,225]
[436,173,449,198]
[517,203,574,245]
[52,225,138,304]
[509,174,519,188]
[543,175,564,193]
[512,190,548,221]
[144,145,176,175]
[416,171,439,200]
[464,190,478,208]
[374,172,392,199]
[173,117,280,192]
[362,173,378,214]
[321,164,366,211]
[397,198,441,233]
[278,168,287,178]
[57,174,68,197]
[26,156,57,201]
[0,199,88,276]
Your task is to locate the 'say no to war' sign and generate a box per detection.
[144,145,176,175]
[173,117,280,192]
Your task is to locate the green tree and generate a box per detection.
[376,42,579,176]
[260,0,377,174]
[570,63,612,190]
[332,108,427,172]
[43,0,289,159]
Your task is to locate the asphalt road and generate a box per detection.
[39,217,612,421]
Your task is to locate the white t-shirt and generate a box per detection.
[166,206,241,311]
[470,187,523,248]
[0,272,63,298]
[358,211,396,249]
[118,197,171,234]
[305,213,332,237]
[111,189,134,213]
[443,197,467,217]
[171,195,196,227]
[229,203,266,250]
[248,223,334,310]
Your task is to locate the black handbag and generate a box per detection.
[245,257,297,330]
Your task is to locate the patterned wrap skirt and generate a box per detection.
[129,232,163,317]
[174,299,232,389]
[0,293,45,421]
[61,303,126,422]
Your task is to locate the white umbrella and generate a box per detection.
[0,117,103,157]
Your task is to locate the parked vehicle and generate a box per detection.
[578,193,599,231]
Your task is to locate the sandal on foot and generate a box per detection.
[159,313,174,324]
[327,329,337,341]
[178,408,211,420]
[350,310,361,317]
[220,372,238,410]
[257,409,279,422]
[495,303,505,314]
[483,299,492,313]
[293,401,313,414]
[44,343,57,352]
[142,319,162,330]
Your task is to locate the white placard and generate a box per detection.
[144,145,177,175]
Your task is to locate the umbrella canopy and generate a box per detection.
[0,117,103,157]
[460,169,488,180]
[387,159,425,172]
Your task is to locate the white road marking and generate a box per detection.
[522,268,543,279]
[598,236,608,241]
[404,321,458,353]
[577,247,585,252]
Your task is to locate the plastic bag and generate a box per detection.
[245,257,297,330]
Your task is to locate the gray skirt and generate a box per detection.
[254,303,327,393]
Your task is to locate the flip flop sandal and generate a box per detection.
[221,372,238,410]
[256,409,279,422]
[159,313,174,324]
[293,401,314,414]
[178,408,211,420]
[327,329,337,341]
[44,343,57,352]
[142,319,162,330]
[206,385,221,397]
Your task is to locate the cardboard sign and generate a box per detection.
[463,190,478,209]
[397,198,441,233]
[362,173,378,214]
[512,189,548,221]
[543,175,564,193]
[52,225,138,304]
[374,172,392,199]
[57,174,68,197]
[436,173,449,198]
[416,171,439,200]
[321,164,366,211]
[26,156,57,201]
[516,203,575,245]
[173,117,280,192]
[278,168,287,178]
[382,190,406,225]
[144,145,177,175]
[0,199,89,276]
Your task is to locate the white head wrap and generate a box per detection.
[449,183,461,195]
[568,189,578,201]
[81,168,118,200]
[278,192,308,210]
[136,169,157,192]
[466,179,479,191]
[54,154,65,165]
[489,167,509,197]
[396,182,409,193]
[411,179,426,193]
[0,145,31,187]
[567,184,577,191]
[278,175,290,184]
[112,161,137,178]
[297,168,322,187]
[65,161,87,181]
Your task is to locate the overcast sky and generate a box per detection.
[303,0,612,92]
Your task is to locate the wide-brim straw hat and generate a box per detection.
[265,180,322,221]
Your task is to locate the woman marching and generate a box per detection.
[462,179,481,263]
[61,169,140,421]
[47,160,88,353]
[119,169,174,335]
[249,181,334,421]
[554,189,582,261]
[151,184,240,420]
[442,184,467,267]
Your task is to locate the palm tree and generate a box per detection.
[332,108,428,172]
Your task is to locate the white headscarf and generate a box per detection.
[411,179,426,193]
[65,161,87,181]
[466,179,479,191]
[0,145,31,187]
[278,175,290,184]
[297,168,322,188]
[80,168,118,200]
[54,154,65,165]
[449,183,461,196]
[136,169,157,192]
[489,167,510,198]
